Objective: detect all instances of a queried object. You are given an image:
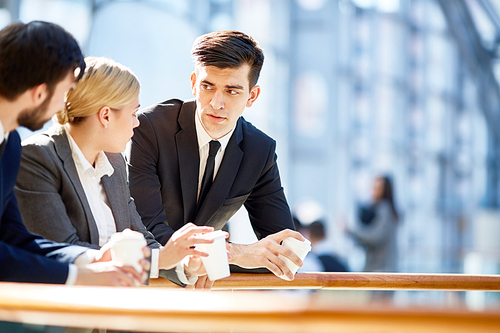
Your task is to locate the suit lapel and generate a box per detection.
[194,119,244,227]
[175,101,200,224]
[1,132,18,216]
[0,141,4,215]
[52,126,100,245]
[101,157,128,232]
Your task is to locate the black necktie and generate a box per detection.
[197,140,221,213]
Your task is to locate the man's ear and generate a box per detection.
[190,72,197,96]
[246,85,261,108]
[31,83,49,106]
[97,106,111,128]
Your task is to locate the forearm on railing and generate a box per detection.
[149,272,500,291]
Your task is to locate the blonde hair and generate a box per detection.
[57,56,140,124]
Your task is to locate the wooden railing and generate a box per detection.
[0,282,499,333]
[150,272,500,291]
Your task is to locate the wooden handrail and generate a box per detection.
[150,272,500,291]
[0,282,499,332]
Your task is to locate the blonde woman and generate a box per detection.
[15,57,214,286]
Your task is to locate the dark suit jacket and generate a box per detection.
[127,98,295,246]
[14,125,158,249]
[0,130,87,283]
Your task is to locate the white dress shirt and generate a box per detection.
[0,119,9,145]
[0,119,5,144]
[194,111,235,200]
[174,111,236,284]
[66,131,117,247]
[65,129,166,280]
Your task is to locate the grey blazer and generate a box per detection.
[14,125,158,250]
[347,200,398,272]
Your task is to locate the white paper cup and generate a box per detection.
[196,230,230,281]
[279,237,312,275]
[109,229,147,273]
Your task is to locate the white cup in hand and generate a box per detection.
[279,237,312,275]
[109,229,147,273]
[195,230,230,281]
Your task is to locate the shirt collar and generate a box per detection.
[65,126,114,179]
[0,119,7,145]
[194,109,235,153]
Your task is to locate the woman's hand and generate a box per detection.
[158,223,215,270]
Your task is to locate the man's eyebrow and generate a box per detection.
[201,79,214,86]
[201,79,244,90]
[225,84,245,90]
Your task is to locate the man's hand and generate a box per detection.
[93,243,152,264]
[194,275,214,290]
[186,236,231,290]
[75,262,148,286]
[228,229,305,281]
[184,255,206,276]
[187,256,213,291]
[93,242,113,262]
[158,223,215,270]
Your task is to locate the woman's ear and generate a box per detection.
[97,106,111,128]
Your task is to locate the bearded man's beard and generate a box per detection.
[17,89,55,131]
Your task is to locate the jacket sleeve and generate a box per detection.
[107,151,160,249]
[244,141,295,239]
[158,268,186,288]
[126,112,176,245]
[1,131,87,283]
[348,202,394,246]
[15,142,99,249]
[128,194,160,249]
[1,191,87,283]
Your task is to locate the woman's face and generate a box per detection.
[372,177,385,202]
[105,96,140,153]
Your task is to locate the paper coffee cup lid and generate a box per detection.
[199,230,226,240]
[284,237,311,250]
[110,229,146,242]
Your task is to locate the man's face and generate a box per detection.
[17,71,75,131]
[191,64,260,139]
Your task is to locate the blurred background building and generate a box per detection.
[2,0,500,306]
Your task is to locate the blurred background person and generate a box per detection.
[293,216,324,272]
[6,0,500,308]
[308,220,348,272]
[344,176,400,272]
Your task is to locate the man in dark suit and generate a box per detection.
[0,21,147,285]
[127,30,304,287]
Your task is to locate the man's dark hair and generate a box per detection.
[0,21,85,101]
[191,30,264,88]
[379,175,399,222]
[308,220,326,241]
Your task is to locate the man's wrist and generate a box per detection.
[227,242,243,264]
[175,257,198,285]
